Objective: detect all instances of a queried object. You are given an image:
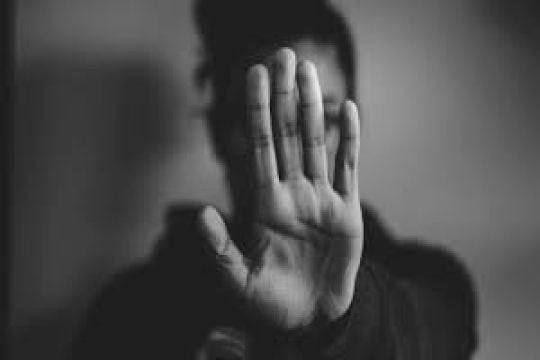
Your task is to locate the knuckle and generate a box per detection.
[305,135,325,148]
[345,155,356,170]
[251,132,272,148]
[247,102,268,113]
[341,133,358,143]
[215,252,234,267]
[214,237,234,265]
[343,142,358,168]
[278,119,297,138]
[345,148,357,168]
[300,99,319,110]
[313,176,330,191]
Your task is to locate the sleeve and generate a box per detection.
[69,204,240,360]
[295,245,478,360]
[69,265,154,360]
[69,262,209,360]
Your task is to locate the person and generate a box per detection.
[71,0,478,359]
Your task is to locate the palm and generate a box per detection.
[200,48,363,330]
[246,178,362,329]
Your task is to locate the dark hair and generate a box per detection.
[193,0,356,157]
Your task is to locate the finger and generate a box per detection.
[271,48,301,180]
[199,206,248,294]
[297,60,328,183]
[333,100,360,197]
[247,64,278,186]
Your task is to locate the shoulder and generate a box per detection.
[361,203,479,356]
[361,202,476,303]
[72,203,222,358]
[91,202,207,300]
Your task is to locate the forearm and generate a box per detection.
[294,259,476,360]
[291,261,412,360]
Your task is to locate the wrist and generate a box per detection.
[283,296,355,358]
[324,250,362,320]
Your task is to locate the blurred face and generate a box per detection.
[217,39,348,219]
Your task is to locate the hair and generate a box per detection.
[193,0,357,158]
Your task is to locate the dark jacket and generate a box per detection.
[71,203,478,359]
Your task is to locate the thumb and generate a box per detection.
[198,206,249,294]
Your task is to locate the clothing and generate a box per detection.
[71,203,478,359]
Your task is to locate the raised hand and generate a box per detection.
[199,48,363,331]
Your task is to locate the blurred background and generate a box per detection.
[12,0,539,359]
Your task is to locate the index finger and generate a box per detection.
[247,64,278,186]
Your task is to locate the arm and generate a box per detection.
[198,48,363,331]
[295,243,478,360]
[69,265,153,360]
[198,47,477,359]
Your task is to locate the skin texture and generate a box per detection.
[199,46,363,331]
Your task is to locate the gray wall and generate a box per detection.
[13,0,539,359]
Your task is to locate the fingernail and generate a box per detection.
[201,207,227,252]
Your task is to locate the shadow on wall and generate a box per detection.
[13,54,184,360]
[477,0,540,47]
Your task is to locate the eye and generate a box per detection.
[325,115,339,134]
[324,99,341,132]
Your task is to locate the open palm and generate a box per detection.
[200,48,363,331]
